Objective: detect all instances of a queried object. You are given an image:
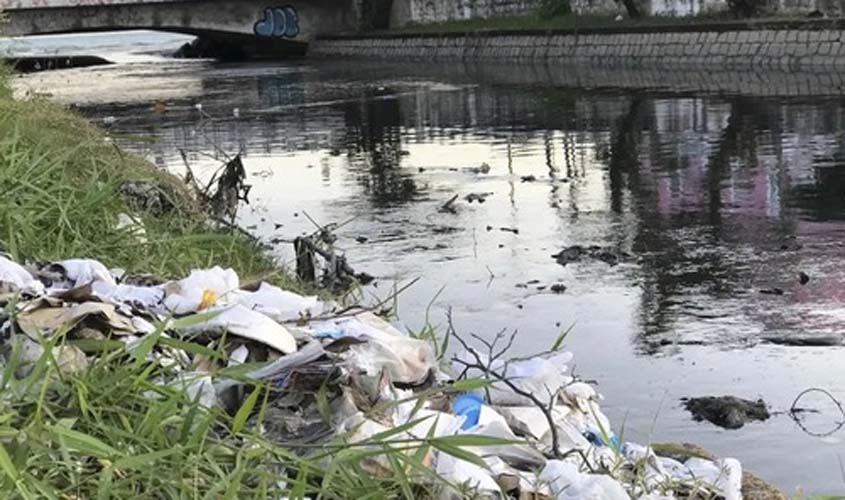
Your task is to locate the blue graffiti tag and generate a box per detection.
[254,5,300,38]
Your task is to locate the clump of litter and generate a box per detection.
[0,254,750,499]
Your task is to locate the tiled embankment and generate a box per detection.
[313,19,845,70]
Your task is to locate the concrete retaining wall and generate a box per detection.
[313,20,845,70]
[387,0,727,21]
[389,0,543,26]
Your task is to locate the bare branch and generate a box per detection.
[447,313,594,471]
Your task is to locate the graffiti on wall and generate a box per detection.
[254,5,299,38]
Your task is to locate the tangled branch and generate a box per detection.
[789,387,845,438]
[446,311,595,471]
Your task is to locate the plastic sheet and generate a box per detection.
[162,266,239,314]
[0,256,44,294]
[235,282,324,322]
[540,460,629,500]
[180,304,298,354]
[312,312,435,384]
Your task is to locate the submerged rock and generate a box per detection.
[683,396,770,429]
[762,333,842,346]
[464,192,493,203]
[551,245,629,267]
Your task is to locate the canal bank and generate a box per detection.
[313,17,845,70]
[0,62,786,499]
[9,32,845,494]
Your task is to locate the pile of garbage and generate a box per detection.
[1,254,743,499]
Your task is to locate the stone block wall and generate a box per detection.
[387,0,730,21]
[389,0,543,26]
[313,22,845,71]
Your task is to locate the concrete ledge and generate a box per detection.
[311,18,845,71]
[319,17,845,39]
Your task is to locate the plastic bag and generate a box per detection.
[162,266,239,314]
[55,259,115,288]
[496,405,592,452]
[92,281,164,308]
[0,256,44,294]
[234,282,324,322]
[319,312,435,384]
[454,351,573,406]
[179,304,297,354]
[434,450,500,493]
[685,457,742,500]
[465,405,546,466]
[539,460,629,500]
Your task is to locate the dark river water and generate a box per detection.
[10,32,845,495]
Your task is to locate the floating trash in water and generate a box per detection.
[0,253,762,499]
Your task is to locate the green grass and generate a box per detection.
[0,318,500,499]
[0,74,294,285]
[0,69,504,498]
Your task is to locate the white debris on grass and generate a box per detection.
[0,255,45,295]
[162,266,240,314]
[0,255,748,500]
[234,282,324,322]
[180,304,298,354]
[54,258,115,288]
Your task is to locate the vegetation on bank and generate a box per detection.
[0,71,286,284]
[0,69,477,498]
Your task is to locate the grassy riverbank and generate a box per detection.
[0,70,351,497]
[0,70,286,284]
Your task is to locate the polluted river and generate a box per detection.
[10,31,845,495]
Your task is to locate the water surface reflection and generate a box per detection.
[18,59,845,494]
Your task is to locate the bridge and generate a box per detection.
[0,0,361,55]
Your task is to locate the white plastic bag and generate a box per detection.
[434,450,500,493]
[56,259,115,288]
[0,256,44,294]
[234,282,324,322]
[92,281,164,308]
[496,405,591,452]
[539,460,629,500]
[455,351,573,406]
[466,405,546,466]
[321,312,435,384]
[684,457,742,500]
[162,267,239,314]
[179,304,297,354]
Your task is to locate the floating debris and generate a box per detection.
[467,162,491,174]
[762,333,842,347]
[683,396,770,429]
[439,194,459,214]
[0,252,759,500]
[464,192,493,203]
[119,180,176,215]
[551,245,629,267]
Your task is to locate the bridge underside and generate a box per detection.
[1,0,358,57]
